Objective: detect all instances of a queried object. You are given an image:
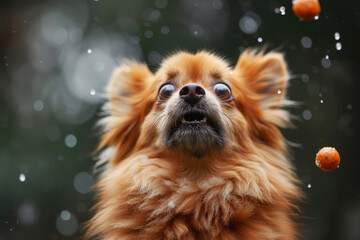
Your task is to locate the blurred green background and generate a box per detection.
[0,0,359,239]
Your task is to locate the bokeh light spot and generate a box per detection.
[64,134,77,148]
[33,100,44,111]
[301,36,312,48]
[334,32,340,40]
[336,42,342,50]
[239,12,261,35]
[60,210,71,221]
[56,211,78,236]
[19,173,26,182]
[302,110,312,120]
[17,202,38,225]
[73,172,94,194]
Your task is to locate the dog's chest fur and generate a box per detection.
[115,155,273,237]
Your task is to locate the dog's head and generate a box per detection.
[99,50,291,166]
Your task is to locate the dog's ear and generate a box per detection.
[97,62,155,165]
[234,49,292,128]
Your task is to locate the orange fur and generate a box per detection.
[85,49,303,239]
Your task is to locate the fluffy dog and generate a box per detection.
[85,49,302,239]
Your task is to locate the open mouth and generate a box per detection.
[181,112,208,124]
[167,110,225,157]
[166,108,225,157]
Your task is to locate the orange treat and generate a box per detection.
[292,0,321,21]
[315,147,340,171]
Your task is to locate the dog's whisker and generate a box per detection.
[272,74,302,82]
[288,73,310,80]
[147,114,165,143]
[146,110,166,144]
[220,112,235,142]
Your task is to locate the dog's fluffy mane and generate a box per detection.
[85,49,302,239]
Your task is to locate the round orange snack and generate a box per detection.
[315,147,340,171]
[292,0,321,21]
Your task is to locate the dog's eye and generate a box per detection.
[158,83,175,101]
[213,83,232,102]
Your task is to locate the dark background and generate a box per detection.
[1,0,359,239]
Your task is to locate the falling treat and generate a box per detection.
[315,147,340,171]
[292,0,321,21]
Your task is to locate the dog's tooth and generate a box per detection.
[201,116,207,123]
[181,117,186,123]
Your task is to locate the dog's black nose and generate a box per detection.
[179,83,205,105]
